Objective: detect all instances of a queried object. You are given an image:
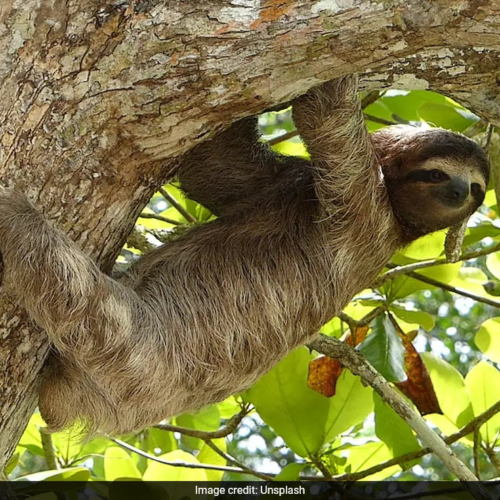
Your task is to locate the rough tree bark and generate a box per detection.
[0,0,499,467]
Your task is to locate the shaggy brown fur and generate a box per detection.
[0,76,489,433]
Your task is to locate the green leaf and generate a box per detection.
[104,447,142,480]
[475,317,500,364]
[487,253,500,282]
[17,413,45,457]
[451,267,495,299]
[381,261,461,301]
[197,438,227,482]
[465,361,500,446]
[324,371,374,442]
[366,90,477,132]
[399,231,447,260]
[244,347,330,457]
[176,405,220,450]
[374,393,420,458]
[51,427,84,464]
[143,450,207,482]
[483,189,498,211]
[271,140,309,158]
[462,223,500,247]
[5,453,19,477]
[216,397,242,419]
[79,436,109,456]
[161,184,201,223]
[339,441,397,480]
[418,103,477,131]
[144,428,177,455]
[137,207,179,230]
[274,463,307,481]
[15,467,90,482]
[390,306,435,331]
[359,316,406,382]
[421,353,473,430]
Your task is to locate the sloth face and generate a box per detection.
[373,126,490,239]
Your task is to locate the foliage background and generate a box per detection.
[8,88,500,486]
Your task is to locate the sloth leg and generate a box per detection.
[40,359,115,432]
[177,117,287,216]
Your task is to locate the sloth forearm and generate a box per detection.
[292,75,381,216]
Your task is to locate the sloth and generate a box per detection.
[0,75,489,433]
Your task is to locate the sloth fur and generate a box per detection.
[0,76,489,433]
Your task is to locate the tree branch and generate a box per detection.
[326,362,500,483]
[308,334,489,497]
[404,271,500,309]
[375,242,500,287]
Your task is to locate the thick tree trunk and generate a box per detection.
[0,0,499,466]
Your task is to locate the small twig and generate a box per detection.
[203,439,273,481]
[484,445,500,476]
[308,334,488,495]
[361,90,381,109]
[110,437,261,478]
[155,404,251,439]
[375,242,500,287]
[139,212,183,226]
[156,405,272,481]
[484,124,494,154]
[406,270,500,309]
[337,306,385,331]
[40,429,58,470]
[474,427,482,479]
[159,187,197,223]
[364,114,398,126]
[337,312,358,333]
[268,130,299,146]
[357,305,386,326]
[313,456,333,480]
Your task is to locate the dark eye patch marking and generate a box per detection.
[405,169,450,183]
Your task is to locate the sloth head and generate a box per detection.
[373,125,490,242]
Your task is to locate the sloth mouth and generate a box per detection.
[438,194,470,209]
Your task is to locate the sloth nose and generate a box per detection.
[448,178,470,203]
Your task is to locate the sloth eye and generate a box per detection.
[471,183,482,194]
[429,170,444,182]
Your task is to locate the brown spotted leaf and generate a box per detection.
[307,356,342,397]
[391,319,442,416]
[308,326,369,397]
[346,325,369,347]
